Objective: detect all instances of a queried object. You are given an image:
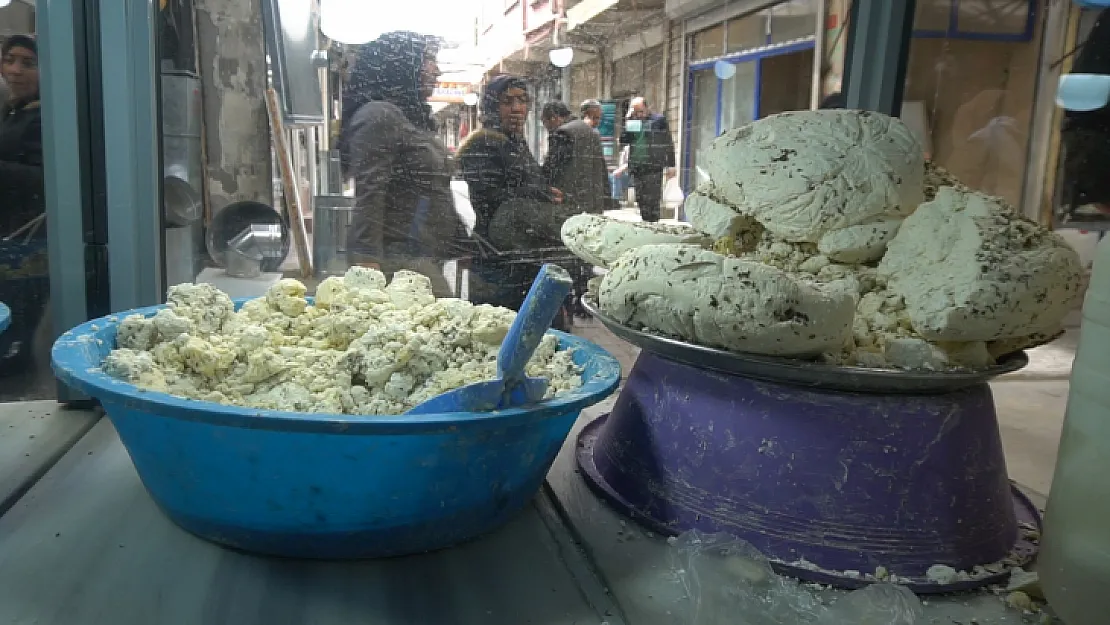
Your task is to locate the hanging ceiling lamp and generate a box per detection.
[320,0,378,45]
[549,47,574,68]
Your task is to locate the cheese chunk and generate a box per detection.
[879,188,1085,341]
[883,338,993,371]
[817,220,902,264]
[560,213,711,269]
[684,185,762,243]
[598,244,856,357]
[703,110,924,243]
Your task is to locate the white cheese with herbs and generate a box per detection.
[560,213,711,269]
[879,187,1085,341]
[703,109,924,243]
[103,271,584,415]
[817,220,903,264]
[598,243,856,356]
[683,184,762,242]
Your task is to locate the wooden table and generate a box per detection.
[0,417,613,625]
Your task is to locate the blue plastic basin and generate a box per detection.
[51,300,621,559]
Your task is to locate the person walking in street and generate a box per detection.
[580,99,602,129]
[540,101,609,215]
[457,75,567,314]
[619,96,676,222]
[337,30,468,296]
[540,100,609,319]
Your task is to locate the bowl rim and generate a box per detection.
[51,300,622,435]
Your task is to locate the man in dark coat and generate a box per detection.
[540,101,609,215]
[619,96,675,222]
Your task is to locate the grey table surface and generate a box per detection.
[0,400,100,516]
[0,418,613,625]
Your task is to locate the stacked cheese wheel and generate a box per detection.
[561,109,1085,371]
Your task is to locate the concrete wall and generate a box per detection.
[194,0,273,211]
[666,21,684,166]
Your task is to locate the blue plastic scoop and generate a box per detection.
[405,263,574,415]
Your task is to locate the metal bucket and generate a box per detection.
[206,201,291,273]
[313,195,354,279]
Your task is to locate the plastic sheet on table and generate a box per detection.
[669,531,924,625]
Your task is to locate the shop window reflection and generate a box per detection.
[903,1,1042,210]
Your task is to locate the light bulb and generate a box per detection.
[714,60,736,80]
[320,0,378,45]
[463,92,479,106]
[549,47,574,69]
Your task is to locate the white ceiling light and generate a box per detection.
[0,0,12,7]
[463,92,479,107]
[549,47,574,68]
[320,0,378,45]
[714,60,736,80]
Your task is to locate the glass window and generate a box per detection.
[956,0,1031,37]
[915,0,953,33]
[770,0,819,44]
[686,68,719,190]
[693,24,725,60]
[726,13,767,54]
[758,49,814,117]
[719,61,757,133]
[905,0,1041,211]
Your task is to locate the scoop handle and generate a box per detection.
[497,264,573,383]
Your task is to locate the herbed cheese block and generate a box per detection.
[684,184,763,244]
[598,243,856,357]
[879,187,1085,342]
[703,109,925,243]
[560,213,711,269]
[817,220,902,265]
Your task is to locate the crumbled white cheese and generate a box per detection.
[703,109,925,243]
[598,243,856,357]
[879,187,1085,341]
[560,213,711,269]
[925,564,967,585]
[103,270,583,415]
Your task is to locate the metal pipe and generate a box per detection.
[810,0,829,109]
[843,0,915,115]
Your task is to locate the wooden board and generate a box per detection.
[0,419,607,625]
[266,87,313,278]
[0,401,100,517]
